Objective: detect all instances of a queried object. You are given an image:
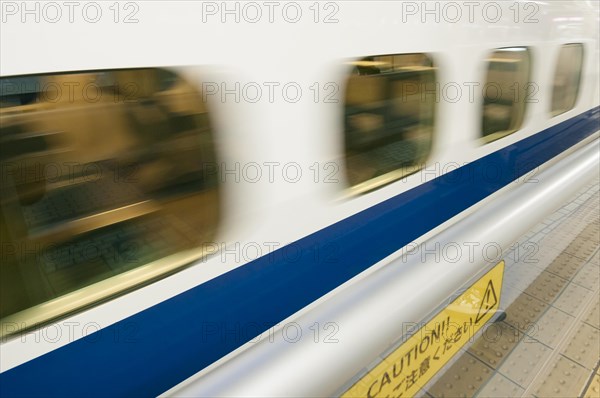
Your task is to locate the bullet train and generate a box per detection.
[0,1,599,397]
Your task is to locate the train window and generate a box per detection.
[343,53,436,193]
[481,47,531,143]
[551,44,584,116]
[0,69,219,333]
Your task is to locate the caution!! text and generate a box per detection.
[342,261,504,398]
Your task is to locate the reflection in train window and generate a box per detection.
[481,47,531,143]
[0,69,219,332]
[551,44,584,116]
[343,54,436,193]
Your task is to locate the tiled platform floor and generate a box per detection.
[422,181,600,398]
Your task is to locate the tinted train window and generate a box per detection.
[481,47,531,143]
[551,44,584,116]
[0,69,219,333]
[344,54,436,193]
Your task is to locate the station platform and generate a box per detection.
[420,180,600,398]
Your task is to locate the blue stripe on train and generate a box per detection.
[1,107,598,397]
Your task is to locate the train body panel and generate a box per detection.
[0,1,599,396]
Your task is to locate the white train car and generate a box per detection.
[0,1,598,396]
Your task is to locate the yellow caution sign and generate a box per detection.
[342,261,505,398]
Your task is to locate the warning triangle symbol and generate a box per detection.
[475,280,498,324]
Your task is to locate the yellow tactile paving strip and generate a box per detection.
[582,371,600,398]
